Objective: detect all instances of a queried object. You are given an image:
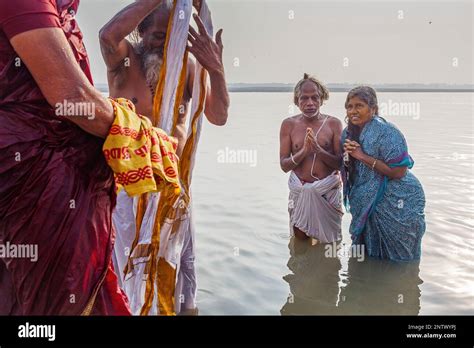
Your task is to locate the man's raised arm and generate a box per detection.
[99,0,163,71]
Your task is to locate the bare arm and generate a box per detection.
[99,0,163,71]
[359,153,407,179]
[187,15,229,126]
[204,68,229,126]
[10,28,114,138]
[187,58,229,126]
[344,140,408,180]
[280,119,310,173]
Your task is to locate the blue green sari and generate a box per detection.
[341,116,426,261]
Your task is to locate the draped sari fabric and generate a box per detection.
[0,0,131,315]
[341,116,426,261]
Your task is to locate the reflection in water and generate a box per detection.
[281,238,342,315]
[338,257,423,315]
[281,237,423,315]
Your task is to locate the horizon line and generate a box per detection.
[95,82,474,86]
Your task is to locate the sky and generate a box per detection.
[76,0,473,85]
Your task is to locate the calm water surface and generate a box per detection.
[191,92,473,315]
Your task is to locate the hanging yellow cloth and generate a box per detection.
[103,98,181,196]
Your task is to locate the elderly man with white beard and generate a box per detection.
[100,0,229,155]
[99,0,229,315]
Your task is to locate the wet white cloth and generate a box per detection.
[112,191,197,314]
[112,0,212,315]
[288,171,343,243]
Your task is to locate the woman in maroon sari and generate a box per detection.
[0,0,131,315]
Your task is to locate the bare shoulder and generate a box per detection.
[109,40,142,88]
[323,115,343,129]
[280,116,298,134]
[281,115,299,127]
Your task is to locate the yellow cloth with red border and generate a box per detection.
[103,98,181,196]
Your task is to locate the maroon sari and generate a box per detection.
[0,0,131,315]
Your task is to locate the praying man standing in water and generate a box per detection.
[279,74,344,243]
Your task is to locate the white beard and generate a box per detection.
[302,110,321,119]
[141,50,163,92]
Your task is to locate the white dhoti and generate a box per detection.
[112,190,196,314]
[288,171,343,243]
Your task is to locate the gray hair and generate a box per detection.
[137,0,174,35]
[129,1,173,44]
[293,73,330,106]
[344,85,379,115]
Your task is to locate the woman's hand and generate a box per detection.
[344,139,364,160]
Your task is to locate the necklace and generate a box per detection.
[310,116,329,180]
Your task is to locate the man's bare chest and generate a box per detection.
[291,123,333,151]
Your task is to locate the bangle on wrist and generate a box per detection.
[371,159,378,170]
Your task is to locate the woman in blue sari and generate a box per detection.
[341,86,425,261]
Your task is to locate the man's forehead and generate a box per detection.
[300,81,320,94]
[300,90,320,98]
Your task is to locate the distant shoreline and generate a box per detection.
[227,87,474,93]
[97,84,474,94]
